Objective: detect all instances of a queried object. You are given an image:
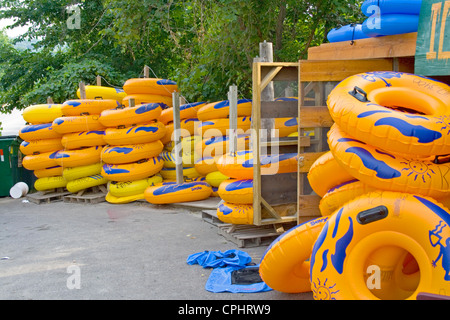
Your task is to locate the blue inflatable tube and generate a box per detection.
[327,24,369,43]
[362,0,422,17]
[362,14,419,37]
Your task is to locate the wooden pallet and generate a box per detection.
[202,209,296,247]
[217,223,295,248]
[202,209,231,227]
[26,188,71,204]
[63,185,107,204]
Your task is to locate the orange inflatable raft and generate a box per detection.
[101,157,164,182]
[19,123,61,141]
[52,115,106,134]
[22,150,60,171]
[99,103,163,127]
[103,121,166,145]
[101,141,164,164]
[61,99,119,116]
[327,71,450,156]
[61,130,106,150]
[310,191,450,300]
[53,146,102,168]
[197,99,252,121]
[259,216,329,293]
[123,78,178,96]
[216,151,298,179]
[20,138,63,156]
[159,102,206,124]
[144,181,212,204]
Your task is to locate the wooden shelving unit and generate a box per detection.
[252,62,299,227]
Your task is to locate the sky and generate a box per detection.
[0,109,26,136]
[0,17,29,38]
[0,19,30,136]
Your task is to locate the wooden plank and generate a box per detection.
[299,107,333,128]
[261,100,297,118]
[260,66,283,92]
[217,224,285,248]
[261,136,309,148]
[307,32,417,61]
[298,194,322,217]
[299,151,327,173]
[261,172,297,205]
[259,62,298,82]
[252,60,263,225]
[299,59,395,82]
[202,209,232,227]
[261,104,332,128]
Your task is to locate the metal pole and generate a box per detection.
[172,92,183,184]
[228,85,238,155]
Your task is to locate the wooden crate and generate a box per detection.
[252,62,300,226]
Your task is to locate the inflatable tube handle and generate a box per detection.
[349,86,369,102]
[357,205,388,225]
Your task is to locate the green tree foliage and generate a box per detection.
[0,0,364,112]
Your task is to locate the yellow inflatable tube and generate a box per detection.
[53,146,102,168]
[328,71,450,156]
[101,157,164,182]
[310,191,450,300]
[52,115,106,134]
[61,130,106,150]
[108,175,163,197]
[328,124,450,200]
[307,151,355,197]
[34,176,67,191]
[62,162,103,181]
[20,138,63,156]
[106,192,145,204]
[34,166,63,179]
[22,104,63,124]
[121,94,173,108]
[19,123,61,141]
[99,103,163,128]
[22,150,59,171]
[123,78,178,97]
[101,141,164,165]
[216,151,298,180]
[197,99,252,121]
[159,167,201,180]
[195,117,251,138]
[205,171,229,188]
[144,181,212,204]
[194,135,250,159]
[61,99,119,116]
[103,121,166,145]
[217,179,253,205]
[319,179,377,217]
[216,202,254,225]
[159,102,206,124]
[259,216,329,293]
[77,85,127,102]
[66,174,108,193]
[194,156,219,176]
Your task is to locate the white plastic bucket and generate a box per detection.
[10,182,29,199]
